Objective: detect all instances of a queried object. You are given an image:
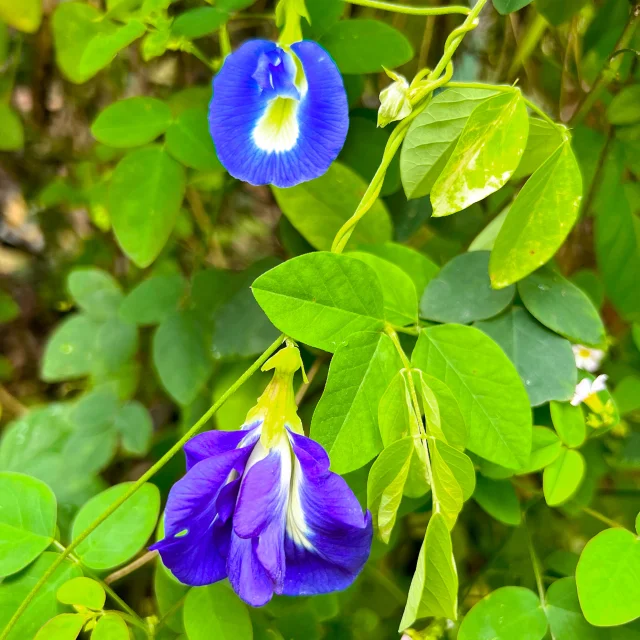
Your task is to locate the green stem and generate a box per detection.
[507,12,547,80]
[1,335,286,640]
[569,3,640,126]
[345,0,471,16]
[219,24,232,58]
[330,0,489,254]
[52,541,149,635]
[445,81,561,130]
[581,506,625,530]
[524,516,546,606]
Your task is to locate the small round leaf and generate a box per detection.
[57,577,106,610]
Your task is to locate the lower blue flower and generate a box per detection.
[151,421,372,606]
[209,39,349,188]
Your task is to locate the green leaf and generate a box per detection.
[339,116,400,196]
[359,242,438,296]
[52,3,145,84]
[400,512,458,630]
[57,577,105,610]
[0,104,24,151]
[545,577,608,640]
[613,376,640,416]
[431,90,528,217]
[459,587,548,640]
[109,146,186,268]
[114,401,153,456]
[72,482,160,570]
[91,97,173,148]
[473,476,521,526]
[153,311,213,405]
[0,291,19,323]
[492,0,534,15]
[429,437,465,529]
[378,371,414,446]
[543,447,585,506]
[94,317,138,374]
[576,528,640,627]
[412,325,532,469]
[550,401,586,448]
[417,372,468,450]
[595,190,640,322]
[303,0,343,38]
[67,268,123,320]
[518,426,562,474]
[608,86,640,126]
[252,252,385,353]
[0,472,57,577]
[319,19,413,74]
[475,307,577,406]
[468,207,509,252]
[310,331,402,474]
[184,583,253,640]
[0,553,82,640]
[536,0,588,25]
[349,252,418,326]
[0,0,41,32]
[155,563,188,633]
[367,437,414,543]
[120,274,185,326]
[171,7,228,39]
[512,118,565,180]
[41,314,101,382]
[92,613,130,640]
[518,267,605,346]
[490,141,583,288]
[165,108,222,172]
[272,162,392,251]
[421,251,515,324]
[33,614,85,640]
[436,440,475,500]
[400,87,497,200]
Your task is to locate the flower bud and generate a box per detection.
[378,69,412,127]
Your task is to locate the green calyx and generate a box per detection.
[246,344,307,448]
[276,0,310,45]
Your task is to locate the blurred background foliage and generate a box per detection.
[1,0,640,638]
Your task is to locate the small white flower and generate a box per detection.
[572,344,605,372]
[571,374,608,406]
[378,69,412,127]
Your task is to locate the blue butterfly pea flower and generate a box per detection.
[151,346,372,606]
[209,40,349,188]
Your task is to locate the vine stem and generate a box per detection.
[1,334,286,640]
[581,506,624,530]
[524,515,546,606]
[330,0,490,254]
[569,3,640,126]
[105,550,158,585]
[345,0,471,16]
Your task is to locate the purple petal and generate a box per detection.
[184,424,260,470]
[227,533,275,606]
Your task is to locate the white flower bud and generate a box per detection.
[378,69,412,127]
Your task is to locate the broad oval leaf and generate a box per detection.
[490,141,583,288]
[430,90,528,217]
[92,613,130,640]
[550,401,586,448]
[421,251,515,324]
[153,310,213,405]
[91,97,173,148]
[543,447,585,506]
[517,426,562,474]
[72,482,160,570]
[378,370,414,446]
[400,512,458,630]
[349,251,418,326]
[0,472,57,577]
[576,528,640,627]
[608,86,640,126]
[518,267,606,346]
[473,475,521,526]
[57,577,105,610]
[171,6,228,39]
[319,19,413,74]
[33,613,85,640]
[113,401,153,456]
[492,0,534,14]
[252,252,386,353]
[165,108,222,172]
[310,331,402,474]
[401,87,497,200]
[412,325,532,469]
[184,583,253,640]
[459,586,548,640]
[109,146,186,268]
[67,268,123,320]
[512,118,564,180]
[0,0,42,32]
[272,162,392,251]
[120,274,186,326]
[475,307,577,406]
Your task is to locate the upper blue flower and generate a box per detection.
[151,347,372,606]
[209,40,349,188]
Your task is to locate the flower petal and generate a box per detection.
[227,533,275,606]
[184,427,256,470]
[151,448,249,586]
[281,435,372,596]
[209,39,348,188]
